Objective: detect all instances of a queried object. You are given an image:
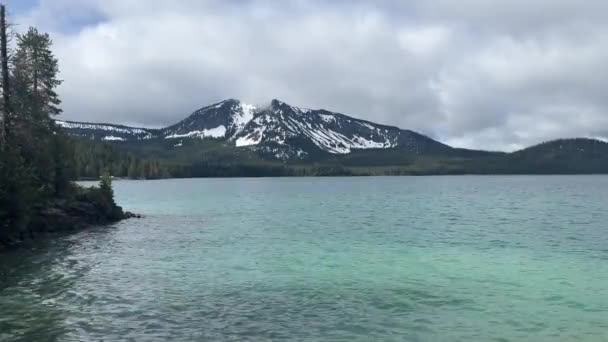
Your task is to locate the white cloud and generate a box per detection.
[397,26,450,57]
[11,0,608,151]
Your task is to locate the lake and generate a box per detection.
[1,176,608,341]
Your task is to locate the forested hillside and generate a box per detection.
[57,97,608,177]
[68,134,608,178]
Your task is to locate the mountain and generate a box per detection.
[229,99,458,160]
[57,98,483,160]
[162,99,256,140]
[57,98,608,176]
[505,138,608,173]
[55,120,158,141]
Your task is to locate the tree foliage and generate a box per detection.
[12,27,62,119]
[0,8,119,245]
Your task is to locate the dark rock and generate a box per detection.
[123,211,142,219]
[1,186,132,252]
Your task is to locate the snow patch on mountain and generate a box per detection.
[165,125,226,139]
[55,120,149,135]
[240,101,401,154]
[358,122,377,130]
[55,120,154,140]
[298,125,352,154]
[292,106,311,114]
[231,103,257,135]
[319,114,335,123]
[235,126,265,147]
[352,136,393,149]
[102,136,126,141]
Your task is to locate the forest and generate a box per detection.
[68,135,608,179]
[0,5,124,248]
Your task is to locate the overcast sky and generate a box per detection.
[7,0,608,151]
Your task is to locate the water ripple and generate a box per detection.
[1,176,608,341]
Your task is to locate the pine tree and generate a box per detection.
[13,27,62,122]
[1,5,123,246]
[128,159,138,179]
[99,171,114,202]
[11,27,66,197]
[0,5,9,149]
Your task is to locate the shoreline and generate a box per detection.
[76,173,608,182]
[0,210,139,252]
[0,185,140,252]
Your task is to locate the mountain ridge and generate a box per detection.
[57,98,608,171]
[57,98,477,160]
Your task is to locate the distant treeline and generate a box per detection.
[71,138,358,178]
[69,135,608,179]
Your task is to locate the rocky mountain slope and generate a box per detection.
[55,120,158,141]
[59,99,608,175]
[57,98,607,171]
[56,98,466,160]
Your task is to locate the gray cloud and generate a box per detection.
[12,0,608,151]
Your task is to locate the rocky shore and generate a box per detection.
[0,184,140,251]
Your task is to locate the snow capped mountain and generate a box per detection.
[56,98,453,160]
[241,101,392,151]
[229,99,451,159]
[55,120,157,141]
[162,99,257,140]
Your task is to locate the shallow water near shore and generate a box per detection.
[1,176,608,341]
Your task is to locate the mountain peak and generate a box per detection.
[160,98,257,140]
[56,98,453,160]
[267,99,315,116]
[269,98,290,110]
[204,98,240,110]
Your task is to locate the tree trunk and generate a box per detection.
[33,47,38,111]
[0,4,10,149]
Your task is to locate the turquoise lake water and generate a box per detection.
[1,176,608,341]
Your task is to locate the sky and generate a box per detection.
[7,0,608,151]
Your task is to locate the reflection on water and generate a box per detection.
[0,228,120,342]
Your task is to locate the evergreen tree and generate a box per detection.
[10,26,66,198]
[0,5,9,149]
[0,5,124,247]
[12,27,62,121]
[99,171,114,202]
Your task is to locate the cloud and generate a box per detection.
[10,0,608,151]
